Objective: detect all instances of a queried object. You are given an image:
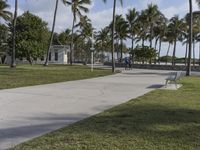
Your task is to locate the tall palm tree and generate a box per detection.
[186,0,200,75]
[164,28,174,65]
[102,0,122,73]
[126,8,139,63]
[0,0,12,21]
[168,16,184,66]
[136,10,149,46]
[115,15,129,62]
[10,0,18,68]
[152,14,167,64]
[186,0,194,76]
[63,0,91,65]
[156,22,167,64]
[76,15,93,64]
[44,0,59,66]
[58,28,71,45]
[96,27,110,63]
[186,10,200,70]
[144,4,161,48]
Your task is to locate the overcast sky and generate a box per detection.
[7,0,200,58]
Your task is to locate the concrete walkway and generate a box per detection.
[0,69,169,150]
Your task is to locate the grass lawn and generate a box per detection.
[0,64,112,89]
[10,76,200,150]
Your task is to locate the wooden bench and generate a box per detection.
[165,72,182,88]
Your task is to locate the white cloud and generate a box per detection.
[8,0,200,57]
[161,2,188,19]
[15,0,199,33]
[139,0,164,9]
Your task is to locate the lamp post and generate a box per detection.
[90,33,95,72]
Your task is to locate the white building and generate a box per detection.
[48,45,70,64]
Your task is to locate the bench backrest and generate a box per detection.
[175,71,182,80]
[168,71,182,81]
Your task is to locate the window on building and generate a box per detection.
[55,52,58,61]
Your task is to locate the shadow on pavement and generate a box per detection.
[0,113,90,150]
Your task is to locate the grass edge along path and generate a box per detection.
[0,64,112,90]
[10,76,200,150]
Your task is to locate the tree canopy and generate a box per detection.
[14,11,49,64]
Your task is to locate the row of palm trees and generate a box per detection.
[0,0,200,75]
[45,0,121,73]
[95,4,200,65]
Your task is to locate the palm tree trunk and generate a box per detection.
[10,0,18,68]
[120,39,123,62]
[44,0,59,66]
[116,39,119,60]
[166,43,171,65]
[154,38,159,64]
[199,42,200,66]
[193,41,195,66]
[70,14,76,65]
[172,40,177,66]
[131,35,135,64]
[185,43,188,66]
[142,38,145,46]
[111,0,116,73]
[131,35,134,50]
[158,39,162,65]
[101,42,104,63]
[154,38,159,50]
[186,0,193,76]
[150,25,153,48]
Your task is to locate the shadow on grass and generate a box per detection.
[64,104,200,147]
[6,103,200,149]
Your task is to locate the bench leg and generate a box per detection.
[175,81,178,89]
[165,80,168,87]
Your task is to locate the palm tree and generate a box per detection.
[168,16,184,66]
[188,11,200,66]
[126,8,139,63]
[0,0,12,21]
[76,15,93,64]
[96,27,110,63]
[186,0,194,76]
[115,15,129,62]
[58,28,71,45]
[102,0,123,73]
[136,10,149,46]
[44,0,59,66]
[63,0,91,65]
[153,14,167,64]
[157,22,167,64]
[10,0,18,68]
[144,4,162,48]
[186,0,200,75]
[164,28,174,65]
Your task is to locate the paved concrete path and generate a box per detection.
[0,69,169,150]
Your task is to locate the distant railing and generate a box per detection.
[104,62,200,72]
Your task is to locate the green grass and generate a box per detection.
[10,77,200,150]
[0,64,112,89]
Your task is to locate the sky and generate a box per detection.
[6,0,200,58]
